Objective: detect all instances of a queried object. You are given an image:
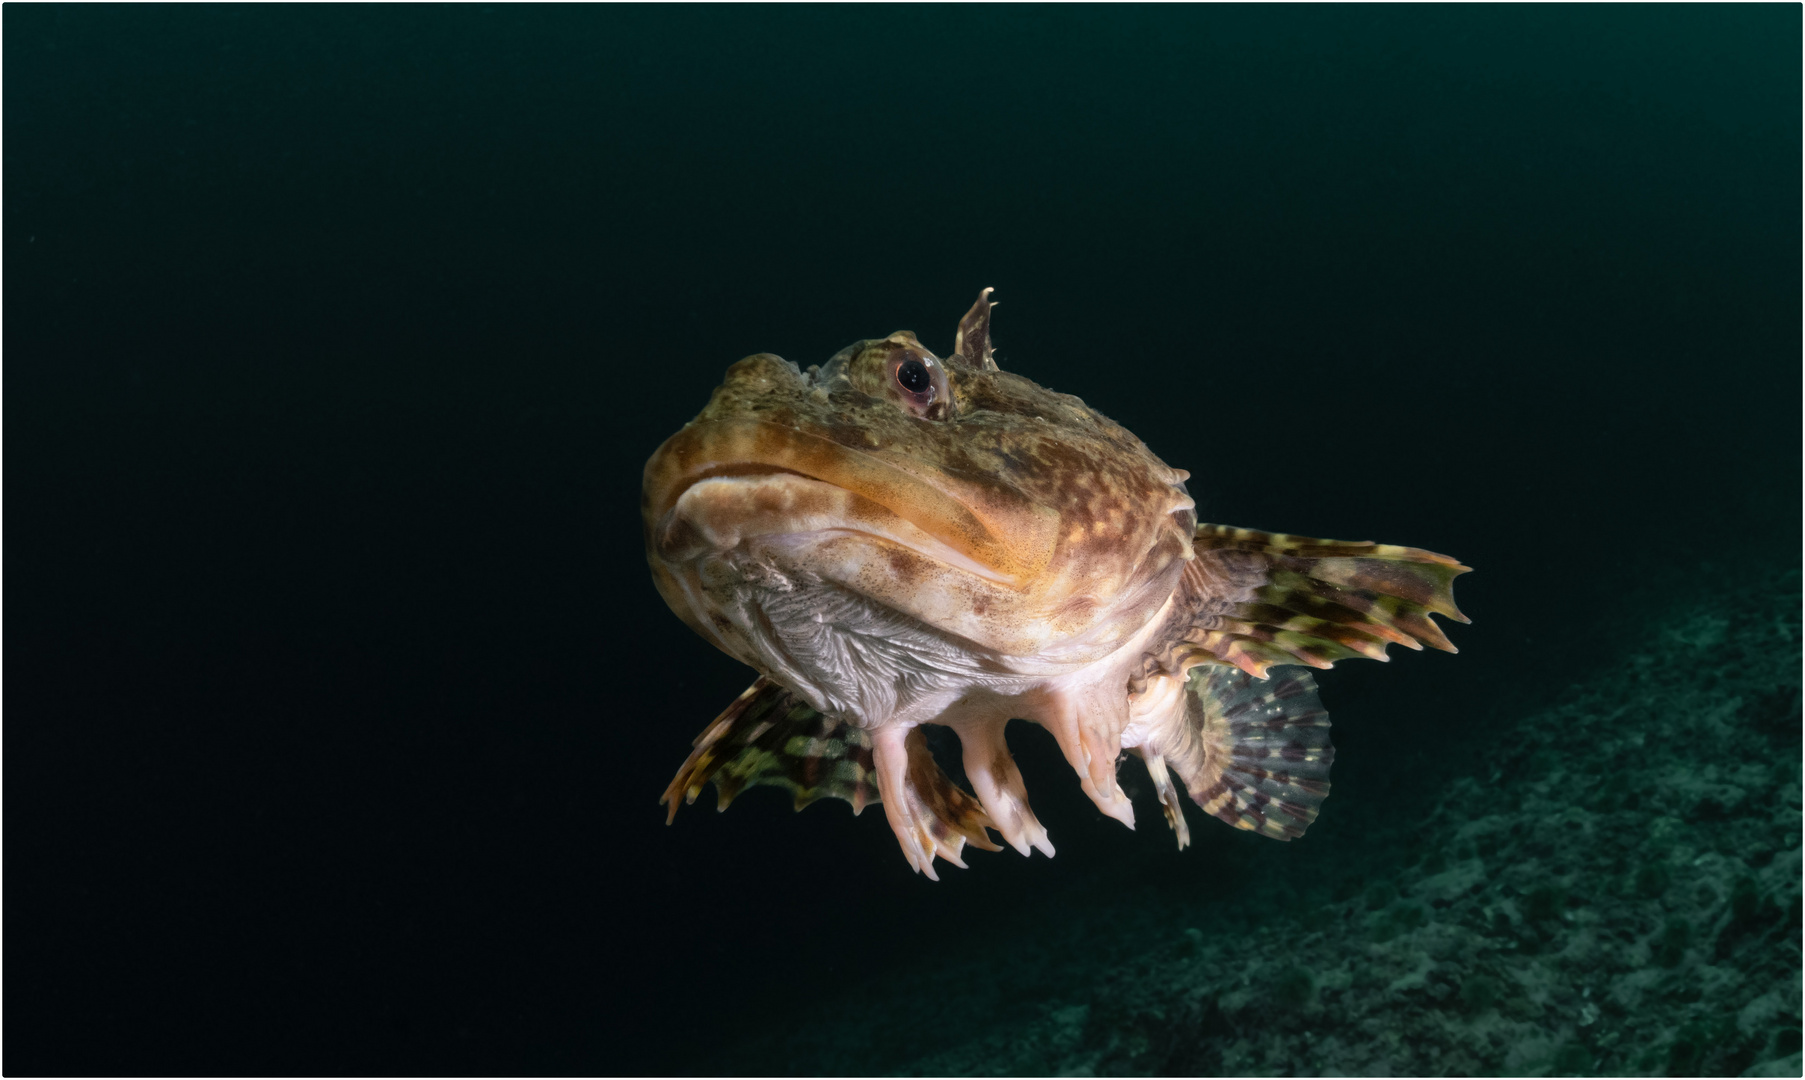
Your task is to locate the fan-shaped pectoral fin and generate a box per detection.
[1176,665,1333,840]
[660,677,880,820]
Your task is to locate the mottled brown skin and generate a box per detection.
[644,290,1468,877]
[642,321,1196,670]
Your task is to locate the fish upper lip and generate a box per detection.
[644,419,1055,585]
[659,473,1021,585]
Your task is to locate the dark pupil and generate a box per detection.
[897,359,932,394]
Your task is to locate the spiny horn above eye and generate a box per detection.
[953,287,999,371]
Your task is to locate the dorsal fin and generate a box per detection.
[1139,524,1471,683]
[952,287,998,371]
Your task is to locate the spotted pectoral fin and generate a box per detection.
[1137,665,1332,842]
[660,677,880,820]
[1147,524,1471,681]
[659,681,1001,873]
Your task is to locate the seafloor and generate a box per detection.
[713,562,1802,1077]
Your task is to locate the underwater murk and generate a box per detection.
[6,5,1797,1078]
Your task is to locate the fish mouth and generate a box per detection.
[643,420,1055,587]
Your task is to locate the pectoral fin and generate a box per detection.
[660,677,881,819]
[1135,665,1333,842]
[661,679,1001,877]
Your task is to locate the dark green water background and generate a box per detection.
[7,5,1798,1075]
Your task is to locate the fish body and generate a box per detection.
[643,291,1468,876]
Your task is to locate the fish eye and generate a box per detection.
[896,359,932,394]
[851,339,950,420]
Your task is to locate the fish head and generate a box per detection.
[642,292,1196,716]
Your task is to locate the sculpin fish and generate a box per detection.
[643,290,1469,877]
